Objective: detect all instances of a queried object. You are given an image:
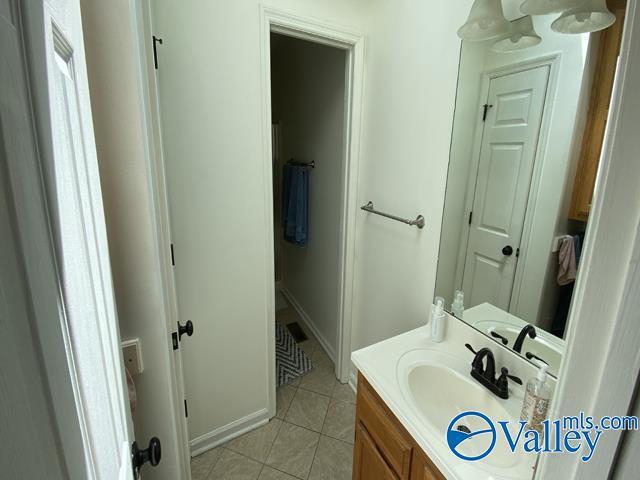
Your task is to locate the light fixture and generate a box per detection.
[551,0,617,33]
[520,0,584,15]
[457,0,510,41]
[492,16,543,52]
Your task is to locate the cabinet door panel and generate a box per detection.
[353,423,399,480]
[357,381,412,477]
[410,451,445,480]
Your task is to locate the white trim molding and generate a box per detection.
[280,286,337,363]
[190,409,270,457]
[258,6,365,404]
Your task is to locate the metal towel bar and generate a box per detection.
[361,201,425,229]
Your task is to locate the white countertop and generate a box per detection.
[352,321,541,480]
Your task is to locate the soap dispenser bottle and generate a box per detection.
[431,297,446,343]
[451,290,465,319]
[520,360,551,435]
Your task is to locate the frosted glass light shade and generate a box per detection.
[457,0,510,41]
[551,0,616,33]
[492,16,542,52]
[520,0,584,15]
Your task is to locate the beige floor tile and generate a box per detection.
[208,449,262,480]
[322,399,356,444]
[299,337,319,356]
[225,419,282,462]
[311,347,331,365]
[308,436,353,480]
[285,389,330,432]
[275,386,297,419]
[190,447,222,480]
[287,375,302,387]
[265,422,320,479]
[257,466,299,480]
[299,361,336,396]
[331,381,356,404]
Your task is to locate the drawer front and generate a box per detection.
[356,378,413,478]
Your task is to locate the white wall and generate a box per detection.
[147,0,469,449]
[80,1,184,478]
[348,1,468,351]
[271,34,346,357]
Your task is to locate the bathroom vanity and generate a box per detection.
[351,317,548,480]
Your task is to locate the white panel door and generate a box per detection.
[0,11,66,469]
[40,0,138,476]
[462,66,550,310]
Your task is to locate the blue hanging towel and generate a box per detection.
[282,163,309,246]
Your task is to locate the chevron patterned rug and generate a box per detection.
[276,323,314,387]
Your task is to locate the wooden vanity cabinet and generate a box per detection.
[353,374,446,480]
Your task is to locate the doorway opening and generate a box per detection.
[260,9,365,420]
[270,31,348,392]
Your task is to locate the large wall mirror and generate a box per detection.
[436,0,626,377]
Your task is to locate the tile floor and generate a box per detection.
[191,305,356,480]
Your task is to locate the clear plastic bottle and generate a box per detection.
[431,297,446,343]
[520,360,552,435]
[451,290,465,319]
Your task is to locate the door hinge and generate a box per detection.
[184,399,189,418]
[468,211,473,225]
[516,247,520,258]
[172,332,179,350]
[170,243,175,266]
[482,103,493,122]
[152,35,163,70]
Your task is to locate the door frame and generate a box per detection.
[259,6,365,387]
[453,54,560,315]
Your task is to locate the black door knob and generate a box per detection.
[502,245,514,256]
[132,437,161,478]
[178,320,194,341]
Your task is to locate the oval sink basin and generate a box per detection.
[397,349,525,471]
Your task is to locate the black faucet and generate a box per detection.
[465,344,522,399]
[513,324,536,353]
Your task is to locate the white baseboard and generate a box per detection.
[280,286,336,362]
[190,408,270,457]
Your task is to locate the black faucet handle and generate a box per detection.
[490,331,509,345]
[525,352,548,365]
[465,343,477,355]
[499,367,522,385]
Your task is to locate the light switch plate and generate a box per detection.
[122,338,143,375]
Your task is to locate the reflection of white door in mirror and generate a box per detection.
[461,65,550,311]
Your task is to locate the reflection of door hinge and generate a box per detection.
[468,211,473,225]
[172,332,179,350]
[482,103,493,122]
[516,248,520,258]
[152,35,163,70]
